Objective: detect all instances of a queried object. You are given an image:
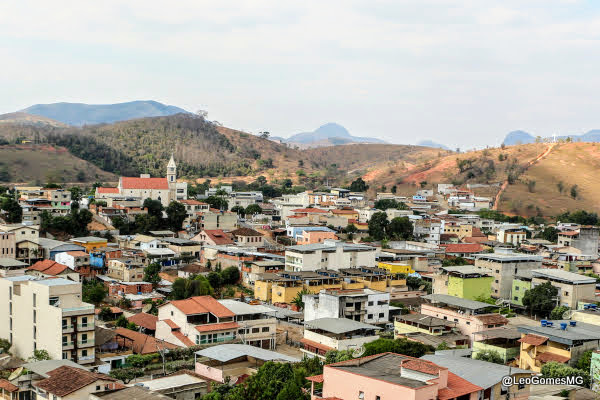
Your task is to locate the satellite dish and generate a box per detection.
[8,367,23,381]
[418,285,425,291]
[562,309,574,319]
[142,303,152,313]
[495,298,505,306]
[352,345,366,358]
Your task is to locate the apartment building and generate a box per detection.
[303,288,390,324]
[106,258,145,282]
[54,251,90,270]
[0,276,95,364]
[432,266,493,300]
[530,269,596,309]
[0,231,15,259]
[301,318,380,359]
[557,227,599,256]
[218,299,277,349]
[284,240,377,272]
[474,253,542,299]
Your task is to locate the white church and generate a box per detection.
[95,155,188,207]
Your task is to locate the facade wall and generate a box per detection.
[448,276,492,300]
[531,277,596,309]
[475,259,541,299]
[0,232,15,258]
[511,279,531,307]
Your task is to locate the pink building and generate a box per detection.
[308,352,482,400]
[296,230,339,245]
[420,294,508,343]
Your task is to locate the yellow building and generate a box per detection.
[443,223,473,240]
[70,236,108,253]
[378,261,414,275]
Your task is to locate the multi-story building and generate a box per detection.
[0,276,95,364]
[475,252,542,299]
[284,240,377,272]
[432,266,493,300]
[218,299,277,349]
[530,269,596,309]
[0,223,40,262]
[496,227,527,246]
[303,288,390,324]
[301,318,380,359]
[442,221,473,240]
[557,227,599,256]
[197,210,238,230]
[69,236,109,253]
[0,231,15,259]
[296,229,338,245]
[54,251,90,271]
[412,218,442,245]
[106,258,145,282]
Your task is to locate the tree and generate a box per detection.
[419,181,427,188]
[207,271,224,289]
[98,307,113,321]
[1,198,22,223]
[368,212,388,241]
[291,288,311,311]
[82,280,107,304]
[255,176,268,186]
[118,298,132,309]
[0,338,11,354]
[143,262,162,284]
[349,177,368,192]
[387,217,413,240]
[205,196,228,210]
[166,201,187,231]
[115,315,128,328]
[536,227,558,242]
[474,349,504,364]
[557,181,564,194]
[171,275,214,300]
[109,367,144,384]
[550,305,570,320]
[363,338,433,358]
[230,206,245,215]
[541,361,589,388]
[29,349,51,361]
[522,282,558,317]
[221,266,240,285]
[245,204,263,215]
[143,198,164,218]
[577,350,593,372]
[324,350,354,364]
[391,185,397,194]
[570,185,578,199]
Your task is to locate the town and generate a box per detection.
[0,153,596,400]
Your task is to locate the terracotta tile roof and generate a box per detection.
[290,208,328,214]
[121,177,169,190]
[28,260,69,275]
[518,334,549,346]
[471,227,486,237]
[114,327,179,354]
[95,306,123,315]
[306,374,324,383]
[194,321,239,332]
[330,209,357,214]
[536,352,571,363]
[180,199,207,205]
[558,231,579,237]
[438,372,483,400]
[440,243,483,253]
[230,227,262,237]
[300,338,333,352]
[172,330,195,347]
[401,359,444,375]
[169,296,235,317]
[474,314,509,325]
[34,366,115,397]
[97,187,120,194]
[0,379,18,392]
[162,319,180,330]
[199,230,235,245]
[66,251,88,257]
[128,312,158,330]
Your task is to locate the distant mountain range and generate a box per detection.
[417,140,450,150]
[503,129,600,145]
[21,100,189,126]
[272,123,386,148]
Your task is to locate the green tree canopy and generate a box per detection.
[522,282,558,317]
[221,266,240,285]
[245,204,263,215]
[474,349,504,364]
[166,201,187,231]
[363,338,434,358]
[171,275,214,300]
[387,217,413,240]
[82,280,107,305]
[205,196,228,210]
[143,198,164,218]
[1,198,22,223]
[349,177,368,192]
[550,305,570,320]
[368,211,389,240]
[143,262,162,284]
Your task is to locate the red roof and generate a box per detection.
[199,229,235,245]
[518,334,548,346]
[471,227,486,237]
[127,312,158,330]
[121,177,169,190]
[114,327,179,354]
[438,372,483,400]
[300,338,333,352]
[172,330,195,347]
[475,314,509,325]
[291,208,328,214]
[306,374,324,383]
[536,352,571,363]
[194,321,239,332]
[0,379,18,392]
[401,359,444,375]
[97,187,120,194]
[330,209,357,215]
[559,231,579,237]
[34,366,115,397]
[162,319,180,330]
[180,199,207,205]
[28,260,70,276]
[169,296,235,317]
[66,251,88,257]
[440,243,483,254]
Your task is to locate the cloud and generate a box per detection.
[1,1,600,147]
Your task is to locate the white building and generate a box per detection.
[0,276,95,364]
[54,251,89,270]
[284,240,377,272]
[301,318,380,359]
[303,288,390,325]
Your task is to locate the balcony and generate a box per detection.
[62,341,74,350]
[62,324,74,333]
[78,340,94,347]
[62,304,95,317]
[77,323,95,331]
[78,355,94,363]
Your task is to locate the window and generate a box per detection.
[262,327,269,332]
[82,349,88,357]
[96,385,101,391]
[376,397,381,400]
[33,309,36,322]
[358,391,364,400]
[378,313,384,318]
[252,328,260,334]
[33,293,36,307]
[81,333,88,343]
[515,286,520,291]
[367,314,373,319]
[466,321,470,325]
[368,301,374,306]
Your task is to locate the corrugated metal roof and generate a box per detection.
[304,317,380,334]
[195,344,300,363]
[422,294,496,310]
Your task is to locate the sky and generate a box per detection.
[2,0,600,149]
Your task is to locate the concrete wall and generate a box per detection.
[448,275,492,300]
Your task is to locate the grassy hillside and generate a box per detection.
[0,112,67,127]
[0,144,116,184]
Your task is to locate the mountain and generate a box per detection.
[502,130,535,145]
[417,140,450,150]
[283,123,386,148]
[22,100,189,126]
[0,112,67,128]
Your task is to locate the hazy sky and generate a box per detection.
[2,0,600,148]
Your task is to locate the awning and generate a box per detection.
[518,334,548,346]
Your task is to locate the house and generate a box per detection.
[229,227,264,247]
[421,354,532,400]
[106,258,145,282]
[0,276,96,364]
[0,231,15,259]
[162,237,202,259]
[178,263,211,279]
[497,227,527,246]
[295,229,338,245]
[420,294,508,343]
[284,240,377,272]
[474,253,542,299]
[218,299,278,349]
[33,366,119,400]
[54,251,90,271]
[69,236,108,253]
[440,243,484,258]
[557,227,599,256]
[89,386,171,400]
[26,260,80,281]
[156,296,239,347]
[530,269,596,308]
[518,320,600,372]
[0,258,28,277]
[432,266,493,300]
[286,225,335,242]
[89,247,123,268]
[195,210,238,231]
[180,199,210,216]
[511,271,533,307]
[303,288,390,325]
[191,229,234,246]
[135,371,209,399]
[195,344,299,384]
[443,221,473,240]
[328,208,359,224]
[309,352,483,400]
[242,260,284,288]
[472,327,522,363]
[0,223,40,262]
[377,261,414,275]
[113,327,179,355]
[394,313,469,349]
[301,318,380,358]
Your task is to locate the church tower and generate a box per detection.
[167,153,177,185]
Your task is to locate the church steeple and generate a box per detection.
[167,153,176,183]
